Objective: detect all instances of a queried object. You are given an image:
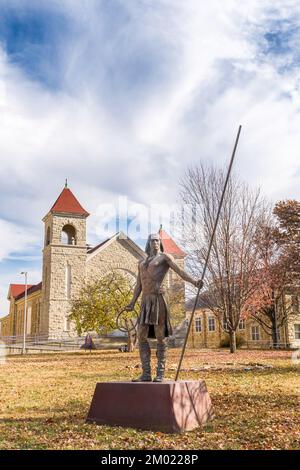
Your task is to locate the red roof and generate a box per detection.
[159,229,186,257]
[15,282,42,301]
[49,187,89,217]
[9,284,34,299]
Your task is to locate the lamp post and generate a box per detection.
[21,272,28,355]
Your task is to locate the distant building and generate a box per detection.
[2,184,299,350]
[186,291,300,350]
[0,185,186,339]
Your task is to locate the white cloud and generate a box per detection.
[0,215,41,316]
[0,269,41,318]
[1,1,300,207]
[1,0,300,314]
[0,218,38,262]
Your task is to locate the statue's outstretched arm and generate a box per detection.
[165,254,202,288]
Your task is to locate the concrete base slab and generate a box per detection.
[86,380,214,433]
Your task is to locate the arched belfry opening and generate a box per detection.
[46,226,51,246]
[61,224,77,245]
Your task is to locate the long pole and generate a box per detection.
[22,272,28,355]
[175,125,242,381]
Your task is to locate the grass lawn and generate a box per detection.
[0,348,299,450]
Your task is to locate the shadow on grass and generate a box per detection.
[0,390,299,450]
[1,398,88,418]
[7,351,129,362]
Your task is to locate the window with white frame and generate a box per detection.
[223,319,229,331]
[195,318,202,332]
[46,226,51,246]
[294,324,300,340]
[208,317,216,332]
[251,325,260,341]
[239,319,245,330]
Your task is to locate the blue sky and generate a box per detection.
[1,0,300,315]
[0,6,69,88]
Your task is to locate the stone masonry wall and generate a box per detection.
[43,213,87,247]
[41,212,87,337]
[284,294,300,349]
[187,309,286,349]
[86,238,143,284]
[0,314,10,337]
[46,245,87,337]
[14,291,42,336]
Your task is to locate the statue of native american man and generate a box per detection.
[126,233,203,382]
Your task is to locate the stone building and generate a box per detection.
[2,184,299,349]
[0,185,186,339]
[186,291,300,350]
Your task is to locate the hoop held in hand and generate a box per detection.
[116,308,138,333]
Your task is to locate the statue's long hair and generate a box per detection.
[144,235,164,267]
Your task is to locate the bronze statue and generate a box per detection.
[126,233,203,382]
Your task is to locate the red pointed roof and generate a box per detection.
[159,229,186,257]
[49,187,89,217]
[8,284,34,300]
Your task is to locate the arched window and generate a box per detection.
[46,226,51,246]
[61,225,76,245]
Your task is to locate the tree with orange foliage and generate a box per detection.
[244,200,300,347]
[243,221,289,347]
[273,200,300,272]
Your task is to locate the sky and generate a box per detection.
[1,0,300,315]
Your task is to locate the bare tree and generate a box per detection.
[180,164,269,352]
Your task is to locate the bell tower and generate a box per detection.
[41,182,89,337]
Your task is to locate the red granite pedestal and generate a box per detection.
[86,380,214,433]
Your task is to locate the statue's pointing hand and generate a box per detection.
[125,303,135,312]
[195,279,204,289]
